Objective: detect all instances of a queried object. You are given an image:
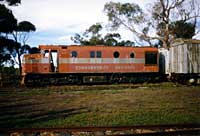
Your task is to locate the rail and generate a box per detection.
[1,124,200,136]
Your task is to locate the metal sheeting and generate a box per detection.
[23,57,49,64]
[170,41,200,74]
[159,48,170,74]
[59,58,145,64]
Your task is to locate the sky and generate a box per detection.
[11,0,152,47]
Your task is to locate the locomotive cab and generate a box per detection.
[42,49,58,73]
[21,45,61,85]
[22,49,58,74]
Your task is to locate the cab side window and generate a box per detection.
[71,51,77,58]
[130,52,135,58]
[145,52,157,65]
[90,51,95,58]
[90,51,102,58]
[96,51,102,58]
[113,51,120,58]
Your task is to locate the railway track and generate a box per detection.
[1,124,200,136]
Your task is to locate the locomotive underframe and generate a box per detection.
[170,73,200,85]
[23,72,160,86]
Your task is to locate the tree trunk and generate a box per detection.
[17,50,22,78]
[164,23,170,48]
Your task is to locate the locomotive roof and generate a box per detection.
[171,39,200,46]
[39,45,157,50]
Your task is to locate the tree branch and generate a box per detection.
[11,55,19,65]
[113,14,166,45]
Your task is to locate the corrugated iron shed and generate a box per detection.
[170,39,200,74]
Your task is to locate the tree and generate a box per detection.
[104,0,200,48]
[85,23,103,36]
[83,23,104,45]
[0,4,17,33]
[12,21,36,76]
[170,20,195,38]
[71,23,104,45]
[0,1,18,69]
[0,37,15,68]
[71,23,135,46]
[29,47,40,54]
[118,40,135,47]
[104,33,121,46]
[71,33,87,45]
[0,4,17,69]
[0,0,21,6]
[0,0,36,77]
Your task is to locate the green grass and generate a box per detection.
[0,83,199,128]
[29,111,200,128]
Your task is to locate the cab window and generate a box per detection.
[71,51,77,57]
[113,51,120,58]
[90,51,95,58]
[96,51,102,58]
[145,52,157,65]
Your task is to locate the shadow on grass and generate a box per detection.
[0,97,86,128]
[0,107,86,128]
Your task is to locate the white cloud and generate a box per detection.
[57,35,74,44]
[12,0,152,30]
[11,0,152,46]
[12,0,108,31]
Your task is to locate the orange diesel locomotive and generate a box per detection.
[22,45,159,85]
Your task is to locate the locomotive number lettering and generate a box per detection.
[75,65,109,71]
[115,65,135,70]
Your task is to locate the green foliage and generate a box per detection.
[118,40,135,46]
[103,0,200,47]
[148,0,199,47]
[0,4,17,33]
[104,33,120,46]
[0,4,16,67]
[0,1,36,75]
[88,36,104,45]
[84,23,102,36]
[0,0,21,6]
[29,47,40,54]
[71,23,135,46]
[0,53,12,67]
[71,33,83,44]
[83,23,104,45]
[71,23,104,45]
[12,21,36,58]
[16,21,36,32]
[104,2,144,29]
[170,20,195,39]
[0,36,16,67]
[1,66,18,75]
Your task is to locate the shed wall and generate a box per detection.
[170,41,200,74]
